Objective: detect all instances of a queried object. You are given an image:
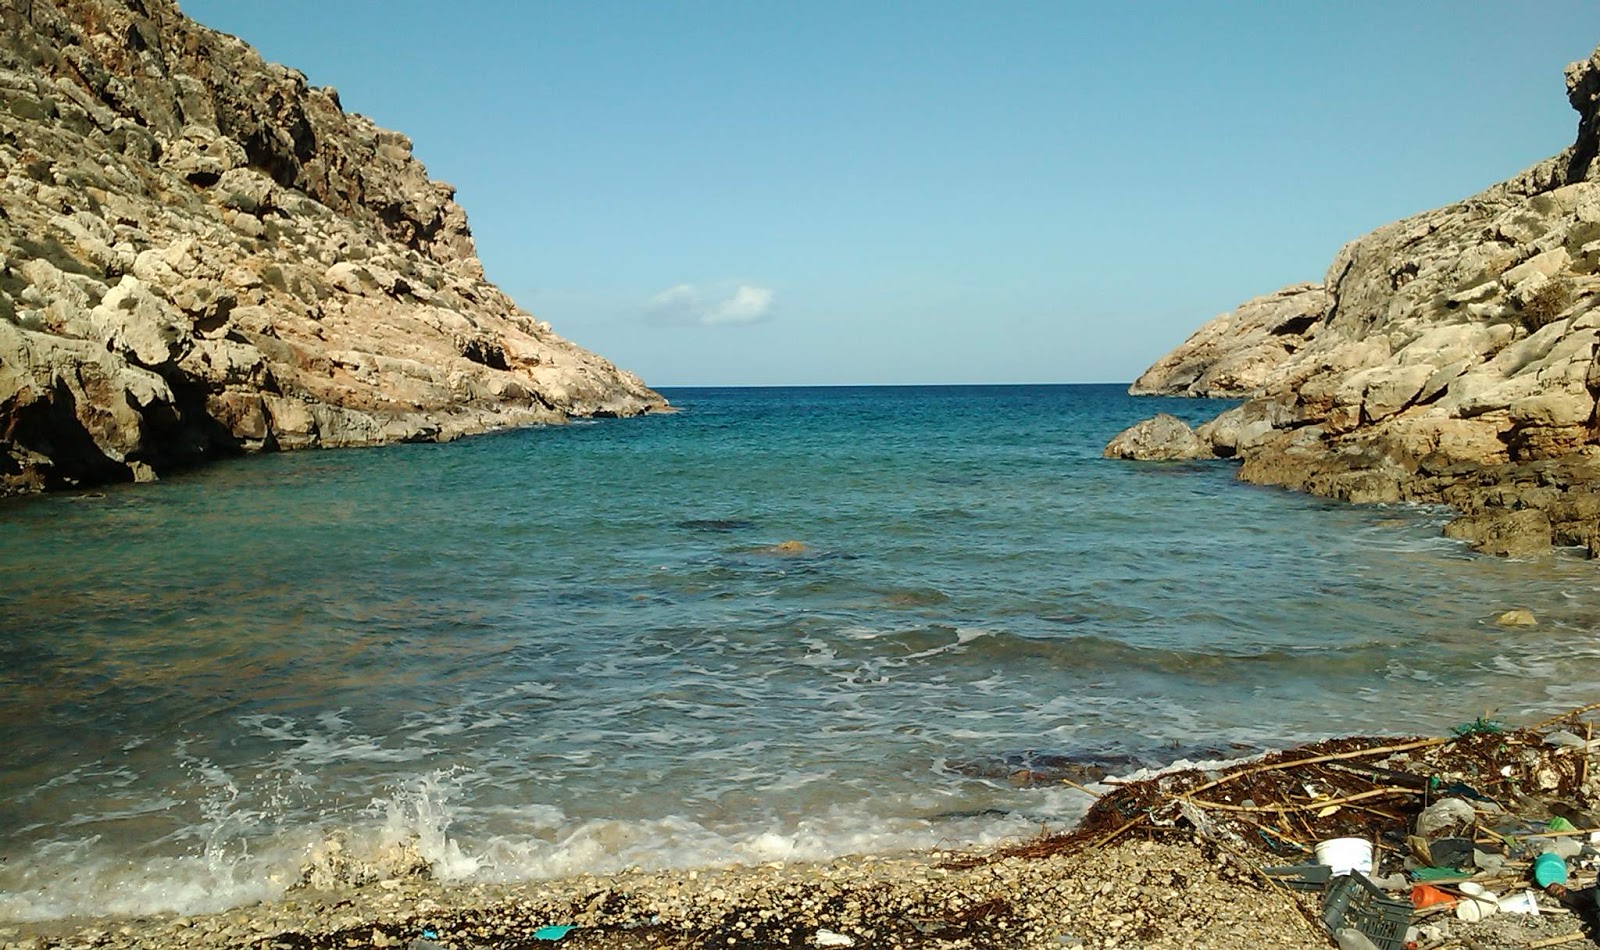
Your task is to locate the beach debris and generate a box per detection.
[1408,884,1455,909]
[1332,930,1381,950]
[532,924,577,941]
[1496,608,1538,626]
[951,700,1600,950]
[1535,851,1569,887]
[1531,933,1592,948]
[1415,797,1476,837]
[1454,882,1499,921]
[1452,715,1504,736]
[1322,872,1410,950]
[811,928,856,947]
[1312,837,1372,877]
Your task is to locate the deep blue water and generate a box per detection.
[2,383,1597,920]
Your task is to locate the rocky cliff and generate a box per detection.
[1110,43,1600,557]
[0,0,665,495]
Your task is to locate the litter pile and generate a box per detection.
[976,702,1600,950]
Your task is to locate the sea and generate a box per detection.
[2,383,1597,922]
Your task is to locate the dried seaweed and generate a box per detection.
[977,703,1600,870]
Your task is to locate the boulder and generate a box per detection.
[1104,413,1214,461]
[1443,509,1554,558]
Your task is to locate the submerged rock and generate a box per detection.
[0,0,665,496]
[1495,608,1539,626]
[1114,43,1600,557]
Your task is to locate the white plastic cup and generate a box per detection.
[1498,889,1540,915]
[1456,884,1500,921]
[1314,837,1374,876]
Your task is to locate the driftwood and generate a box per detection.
[978,701,1600,870]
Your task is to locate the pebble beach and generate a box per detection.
[1,837,1336,950]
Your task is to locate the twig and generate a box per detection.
[1528,701,1600,732]
[1232,813,1308,850]
[1085,816,1145,853]
[1528,933,1589,949]
[1056,776,1101,798]
[1518,827,1600,840]
[1204,832,1327,941]
[1180,737,1450,799]
[1291,807,1320,847]
[1192,787,1418,814]
[1584,721,1591,791]
[1348,803,1405,822]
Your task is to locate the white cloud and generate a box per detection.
[643,282,775,327]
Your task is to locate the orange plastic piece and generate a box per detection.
[1410,884,1457,909]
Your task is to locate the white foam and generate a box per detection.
[375,771,483,881]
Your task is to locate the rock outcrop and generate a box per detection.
[1112,44,1600,557]
[0,0,664,495]
[1129,283,1329,398]
[1102,413,1211,461]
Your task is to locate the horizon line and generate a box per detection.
[650,380,1139,390]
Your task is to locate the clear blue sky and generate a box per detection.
[182,1,1594,386]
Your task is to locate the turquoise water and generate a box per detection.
[3,384,1598,920]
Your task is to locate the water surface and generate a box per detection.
[2,384,1595,920]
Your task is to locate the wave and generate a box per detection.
[0,769,1076,923]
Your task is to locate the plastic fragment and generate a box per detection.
[1415,798,1475,837]
[533,925,577,942]
[813,929,856,947]
[1410,884,1456,909]
[1334,927,1380,950]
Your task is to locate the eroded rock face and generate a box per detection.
[1102,413,1212,461]
[0,0,665,495]
[1115,44,1600,556]
[1129,283,1329,398]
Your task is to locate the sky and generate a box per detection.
[180,1,1596,387]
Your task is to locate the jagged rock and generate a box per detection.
[1114,42,1600,556]
[1129,283,1328,397]
[1103,413,1214,461]
[0,0,664,494]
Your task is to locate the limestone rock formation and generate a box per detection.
[1111,43,1600,557]
[0,0,665,495]
[1102,413,1211,461]
[1129,283,1328,398]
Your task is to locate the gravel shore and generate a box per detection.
[1,836,1336,950]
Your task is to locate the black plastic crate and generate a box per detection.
[1322,872,1411,950]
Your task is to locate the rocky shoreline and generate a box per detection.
[10,710,1600,950]
[1109,42,1600,559]
[0,0,664,497]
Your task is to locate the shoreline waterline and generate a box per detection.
[4,385,1595,928]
